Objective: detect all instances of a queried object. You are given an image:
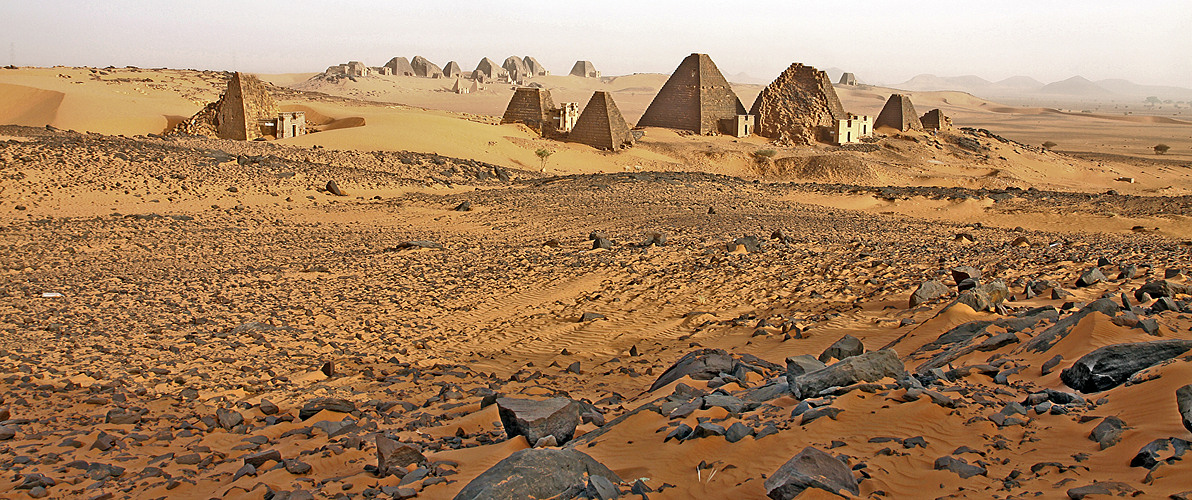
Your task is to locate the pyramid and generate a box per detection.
[637,53,746,135]
[214,72,277,141]
[384,57,415,76]
[500,87,556,134]
[473,58,507,80]
[750,63,847,145]
[569,61,598,78]
[411,56,444,78]
[443,61,463,78]
[838,72,857,85]
[523,56,547,77]
[874,94,923,131]
[451,78,468,94]
[503,56,529,81]
[569,91,635,151]
[920,108,951,130]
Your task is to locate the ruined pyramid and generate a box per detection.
[874,94,924,132]
[750,63,848,145]
[569,91,635,151]
[637,53,746,135]
[500,87,555,135]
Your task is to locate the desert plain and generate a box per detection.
[0,58,1191,500]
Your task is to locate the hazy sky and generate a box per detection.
[3,0,1189,86]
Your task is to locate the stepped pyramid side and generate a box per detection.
[637,53,745,134]
[569,91,634,151]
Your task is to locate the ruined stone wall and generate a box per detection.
[500,88,556,135]
[215,73,277,141]
[749,63,847,145]
[569,91,634,151]
[920,109,951,130]
[637,53,745,134]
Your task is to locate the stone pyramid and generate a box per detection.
[473,58,506,81]
[411,56,443,78]
[443,61,463,78]
[570,61,597,78]
[215,72,276,141]
[384,57,415,76]
[523,56,547,77]
[500,87,555,134]
[569,91,635,151]
[874,94,923,131]
[750,63,847,145]
[503,56,529,81]
[637,53,746,134]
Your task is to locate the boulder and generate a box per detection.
[1075,267,1107,287]
[299,397,356,420]
[376,436,426,477]
[818,334,864,363]
[909,280,950,307]
[496,397,583,445]
[764,446,859,499]
[1134,280,1192,301]
[1060,340,1192,392]
[785,355,826,378]
[789,349,907,399]
[933,455,986,478]
[954,280,1009,312]
[453,448,620,500]
[951,266,981,285]
[1066,482,1140,499]
[1088,416,1125,450]
[1130,437,1192,469]
[1178,384,1192,434]
[648,349,736,392]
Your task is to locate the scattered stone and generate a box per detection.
[819,334,864,363]
[1178,384,1192,434]
[216,407,244,430]
[951,266,982,286]
[1066,481,1140,499]
[454,201,472,211]
[933,455,987,479]
[764,446,859,499]
[1130,437,1191,469]
[1075,267,1107,287]
[453,448,620,500]
[326,180,344,196]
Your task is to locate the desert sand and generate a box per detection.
[1,65,1191,500]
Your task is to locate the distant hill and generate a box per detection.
[892,73,1192,101]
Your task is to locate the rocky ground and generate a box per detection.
[1,127,1191,499]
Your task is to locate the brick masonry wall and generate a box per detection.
[569,91,634,150]
[638,54,744,134]
[875,94,924,131]
[501,88,556,134]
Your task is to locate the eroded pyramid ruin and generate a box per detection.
[174,72,277,141]
[750,63,847,145]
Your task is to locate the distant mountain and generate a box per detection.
[890,73,1192,102]
[1039,76,1115,96]
[993,76,1045,91]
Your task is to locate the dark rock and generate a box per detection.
[0,425,13,440]
[243,449,282,468]
[592,237,613,250]
[326,180,344,196]
[1052,288,1074,300]
[579,312,605,322]
[790,349,907,399]
[648,349,736,392]
[1066,481,1140,499]
[1060,339,1192,392]
[640,232,667,247]
[1134,280,1192,301]
[1118,264,1138,280]
[454,201,472,212]
[664,423,692,442]
[299,397,356,420]
[818,334,864,363]
[692,422,726,438]
[232,463,255,481]
[104,409,141,425]
[216,407,243,430]
[1089,416,1126,450]
[725,422,753,443]
[1178,384,1192,434]
[785,355,826,377]
[729,235,762,253]
[764,446,859,499]
[259,399,279,415]
[909,280,950,307]
[587,474,620,499]
[453,448,620,500]
[92,431,117,451]
[800,407,843,424]
[933,455,987,479]
[951,266,981,286]
[285,459,312,475]
[496,397,583,445]
[1130,437,1192,469]
[376,436,426,477]
[954,280,1009,312]
[1076,268,1107,287]
[1042,355,1064,375]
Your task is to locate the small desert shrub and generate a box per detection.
[1154,144,1170,155]
[1042,141,1057,150]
